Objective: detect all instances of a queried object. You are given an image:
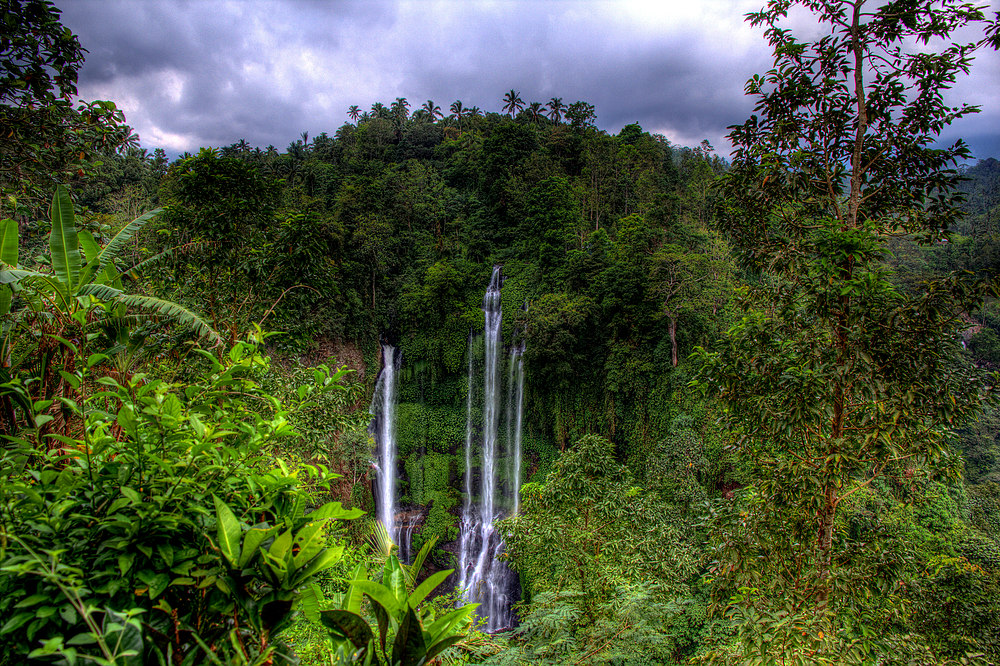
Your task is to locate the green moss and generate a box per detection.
[396,402,467,456]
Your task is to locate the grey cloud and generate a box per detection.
[55,0,1000,157]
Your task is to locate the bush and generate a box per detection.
[0,338,361,664]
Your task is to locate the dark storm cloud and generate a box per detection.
[55,0,1000,158]
[60,0,404,151]
[380,1,769,148]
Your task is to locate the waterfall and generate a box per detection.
[508,344,525,515]
[370,344,401,553]
[458,267,523,632]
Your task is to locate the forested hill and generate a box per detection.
[76,108,734,461]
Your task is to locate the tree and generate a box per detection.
[525,101,545,124]
[391,96,410,122]
[421,99,443,122]
[348,104,361,122]
[501,435,698,662]
[696,0,1000,659]
[502,89,524,117]
[0,334,362,664]
[1,0,135,218]
[565,100,596,129]
[449,99,466,125]
[546,97,565,123]
[156,148,280,340]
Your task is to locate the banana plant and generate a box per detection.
[0,185,219,342]
[320,538,478,666]
[0,186,219,438]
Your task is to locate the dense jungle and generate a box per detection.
[3,0,1000,664]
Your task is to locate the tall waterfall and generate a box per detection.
[370,344,400,552]
[458,267,524,632]
[507,344,525,516]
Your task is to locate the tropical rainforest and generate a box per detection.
[3,0,1000,664]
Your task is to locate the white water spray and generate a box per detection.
[458,267,525,631]
[371,344,400,551]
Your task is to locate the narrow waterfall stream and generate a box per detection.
[458,267,523,631]
[507,344,525,516]
[370,344,401,554]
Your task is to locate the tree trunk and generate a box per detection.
[815,484,838,614]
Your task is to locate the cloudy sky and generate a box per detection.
[60,0,1000,160]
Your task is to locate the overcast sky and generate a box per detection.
[60,0,1000,160]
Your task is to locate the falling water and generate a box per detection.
[458,267,523,632]
[370,344,400,552]
[508,344,525,515]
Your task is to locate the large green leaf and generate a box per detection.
[424,634,465,664]
[0,219,17,266]
[319,610,374,652]
[391,605,427,666]
[408,569,451,610]
[238,525,277,568]
[345,563,368,614]
[388,562,406,606]
[404,537,436,589]
[309,501,365,522]
[213,495,242,567]
[77,230,102,287]
[49,185,80,291]
[1,268,70,310]
[77,230,101,266]
[350,581,401,617]
[77,283,220,343]
[425,604,476,644]
[98,208,162,265]
[291,544,344,588]
[291,520,327,568]
[118,293,220,343]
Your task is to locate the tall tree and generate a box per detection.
[525,101,545,124]
[502,89,524,117]
[449,100,466,125]
[546,96,565,123]
[698,0,1000,660]
[347,104,361,122]
[0,0,135,218]
[565,101,596,128]
[391,96,410,121]
[421,99,443,122]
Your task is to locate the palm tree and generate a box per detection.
[547,97,565,123]
[450,100,466,125]
[526,102,545,124]
[348,105,361,122]
[502,89,524,117]
[467,106,482,117]
[421,100,443,122]
[371,102,388,118]
[391,97,410,121]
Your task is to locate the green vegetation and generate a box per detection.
[2,0,1000,664]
